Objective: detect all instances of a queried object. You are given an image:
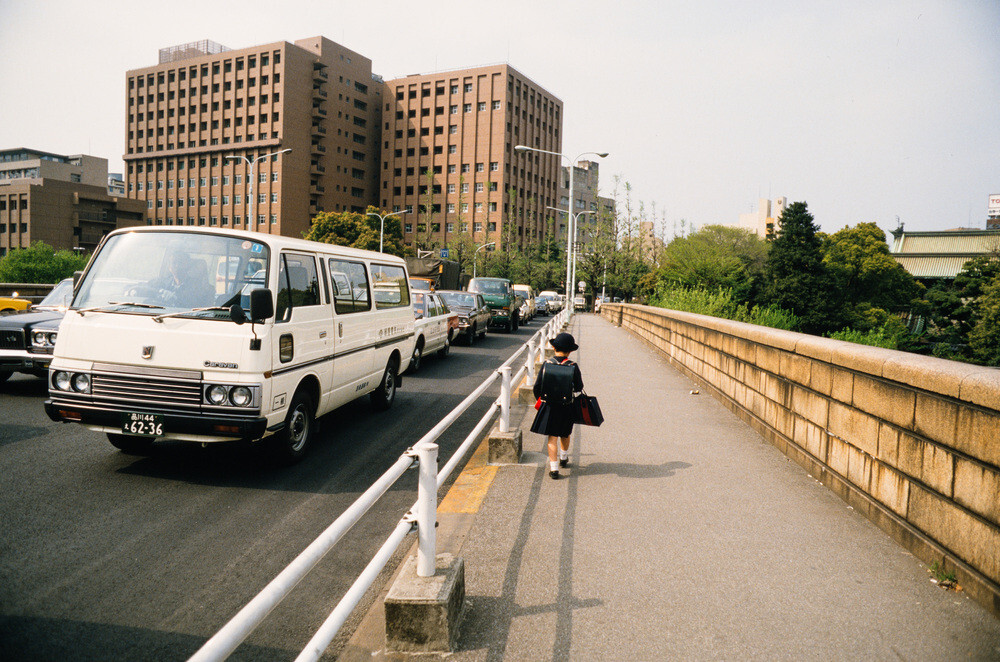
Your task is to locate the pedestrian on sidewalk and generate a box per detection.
[530,332,584,479]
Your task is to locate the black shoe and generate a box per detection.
[559,458,569,468]
[549,470,560,479]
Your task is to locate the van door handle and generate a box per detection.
[338,322,343,338]
[319,331,327,338]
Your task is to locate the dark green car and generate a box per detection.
[467,277,523,332]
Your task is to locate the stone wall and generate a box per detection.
[601,304,1000,617]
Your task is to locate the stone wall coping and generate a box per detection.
[609,304,999,411]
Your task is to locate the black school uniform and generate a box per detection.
[530,357,584,438]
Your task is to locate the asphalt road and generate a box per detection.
[0,314,549,661]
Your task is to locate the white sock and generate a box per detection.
[558,449,568,460]
[550,461,560,471]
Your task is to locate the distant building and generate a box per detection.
[0,148,145,256]
[638,220,665,262]
[738,196,787,239]
[124,37,383,238]
[380,64,563,248]
[988,194,1000,230]
[890,225,1000,281]
[108,173,126,197]
[557,159,615,249]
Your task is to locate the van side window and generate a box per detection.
[370,264,410,309]
[275,253,321,322]
[329,259,370,314]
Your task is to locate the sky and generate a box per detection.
[2,0,998,237]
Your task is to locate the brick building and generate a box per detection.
[557,159,615,249]
[124,37,382,239]
[380,64,563,248]
[0,148,145,256]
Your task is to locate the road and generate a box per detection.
[0,314,549,661]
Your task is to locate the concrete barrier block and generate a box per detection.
[793,416,827,460]
[734,337,756,363]
[756,345,781,373]
[847,444,873,492]
[958,368,1000,411]
[827,339,889,376]
[896,431,925,479]
[953,457,1000,525]
[791,385,829,429]
[488,427,523,465]
[828,402,879,457]
[827,435,850,478]
[914,392,959,446]
[882,353,977,400]
[921,443,955,498]
[831,367,854,404]
[871,463,910,517]
[876,423,899,466]
[779,351,812,388]
[955,407,1000,468]
[908,485,1000,586]
[385,553,465,653]
[809,362,834,396]
[853,375,915,430]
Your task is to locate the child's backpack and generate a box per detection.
[538,359,575,406]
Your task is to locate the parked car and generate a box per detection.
[0,278,74,382]
[535,294,551,316]
[438,290,490,345]
[538,290,563,313]
[573,295,587,311]
[512,285,535,322]
[0,293,32,314]
[409,277,434,292]
[468,277,521,332]
[409,291,454,372]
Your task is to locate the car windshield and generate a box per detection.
[35,278,74,311]
[468,278,508,295]
[74,231,270,320]
[440,292,475,308]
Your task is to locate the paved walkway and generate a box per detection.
[343,313,1000,661]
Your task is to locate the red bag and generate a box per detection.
[534,397,542,411]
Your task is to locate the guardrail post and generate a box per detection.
[499,366,511,433]
[525,337,537,387]
[415,442,438,578]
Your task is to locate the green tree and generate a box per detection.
[303,206,408,257]
[764,201,841,333]
[0,241,89,283]
[969,277,1000,365]
[923,249,1000,361]
[655,224,768,303]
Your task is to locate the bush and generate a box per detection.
[651,284,799,331]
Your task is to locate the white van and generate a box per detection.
[44,226,415,462]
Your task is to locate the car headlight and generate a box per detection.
[32,330,57,347]
[54,371,72,391]
[230,386,253,407]
[72,373,91,393]
[206,384,228,405]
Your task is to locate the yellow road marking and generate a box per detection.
[438,437,498,514]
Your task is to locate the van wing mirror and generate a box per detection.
[72,270,84,289]
[249,288,274,321]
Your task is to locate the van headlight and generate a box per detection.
[203,383,260,408]
[52,370,91,393]
[206,384,228,405]
[230,386,253,407]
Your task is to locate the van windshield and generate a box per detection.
[74,231,270,320]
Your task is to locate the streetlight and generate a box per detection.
[547,207,594,308]
[473,241,495,278]
[226,148,291,232]
[515,145,608,319]
[367,208,410,253]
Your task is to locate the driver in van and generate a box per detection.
[150,252,214,308]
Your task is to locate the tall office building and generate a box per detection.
[557,159,615,249]
[380,64,563,249]
[0,148,145,256]
[124,37,382,239]
[738,196,787,239]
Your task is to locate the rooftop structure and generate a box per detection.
[890,225,1000,280]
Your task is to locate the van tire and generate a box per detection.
[371,357,398,411]
[273,390,315,464]
[107,433,154,455]
[409,339,424,373]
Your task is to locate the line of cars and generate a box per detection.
[0,278,74,383]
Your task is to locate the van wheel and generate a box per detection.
[438,337,450,358]
[371,357,398,411]
[409,339,424,373]
[107,433,154,455]
[273,391,315,464]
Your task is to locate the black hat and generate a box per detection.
[550,332,578,352]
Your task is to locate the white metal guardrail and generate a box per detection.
[189,308,569,662]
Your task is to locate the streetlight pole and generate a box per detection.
[226,148,291,232]
[367,208,410,253]
[473,241,495,278]
[547,207,594,309]
[514,145,607,320]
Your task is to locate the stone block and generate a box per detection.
[779,351,812,388]
[955,407,1000,468]
[953,458,1000,525]
[385,553,465,652]
[793,416,827,460]
[827,339,889,376]
[756,345,782,373]
[959,369,1000,411]
[791,385,828,429]
[876,423,899,466]
[809,362,834,396]
[827,435,850,479]
[871,463,910,517]
[847,444,873,491]
[882,353,976,400]
[831,367,854,404]
[921,443,954,498]
[828,402,879,457]
[488,427,522,465]
[852,375,915,430]
[913,392,959,446]
[896,431,925,479]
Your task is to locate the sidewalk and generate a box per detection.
[345,313,1000,661]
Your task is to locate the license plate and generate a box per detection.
[121,412,164,437]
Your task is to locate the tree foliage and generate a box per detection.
[655,224,768,302]
[303,206,409,257]
[0,241,90,283]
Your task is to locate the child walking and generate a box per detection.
[530,332,584,479]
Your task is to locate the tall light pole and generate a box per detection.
[514,145,607,319]
[368,208,410,253]
[473,241,495,278]
[547,207,594,308]
[226,148,291,232]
